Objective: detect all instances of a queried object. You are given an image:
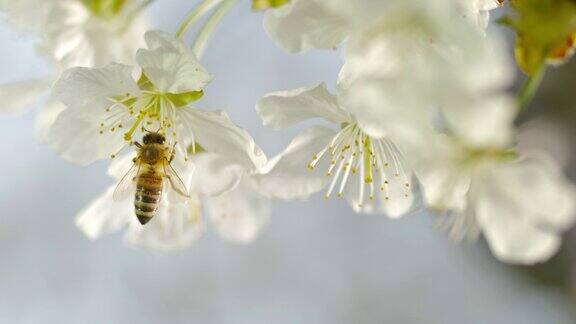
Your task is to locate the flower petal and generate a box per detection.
[38,0,147,68]
[473,182,562,265]
[52,63,139,113]
[125,194,205,252]
[0,0,56,34]
[253,125,337,200]
[489,157,576,231]
[34,100,66,141]
[46,106,129,165]
[472,158,575,265]
[48,63,139,165]
[443,95,516,149]
[340,78,432,142]
[411,135,472,212]
[207,177,270,243]
[263,0,349,53]
[181,108,267,171]
[0,78,51,116]
[75,185,133,240]
[257,83,349,130]
[136,30,213,93]
[188,153,244,197]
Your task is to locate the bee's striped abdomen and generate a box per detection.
[134,172,163,225]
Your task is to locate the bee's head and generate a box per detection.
[142,132,166,145]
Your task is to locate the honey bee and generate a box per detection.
[113,132,189,225]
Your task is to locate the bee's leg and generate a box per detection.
[169,142,177,163]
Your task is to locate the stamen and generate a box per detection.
[325,156,346,199]
[308,122,411,207]
[358,147,365,207]
[110,141,129,159]
[123,96,157,141]
[338,154,355,197]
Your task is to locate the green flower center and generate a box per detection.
[81,0,128,19]
[101,73,204,149]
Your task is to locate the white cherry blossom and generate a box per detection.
[262,0,501,54]
[413,131,576,264]
[0,0,148,68]
[76,148,270,251]
[256,82,413,217]
[48,30,265,173]
[359,68,576,264]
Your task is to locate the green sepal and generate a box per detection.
[503,0,576,75]
[137,73,205,107]
[137,73,155,91]
[166,91,204,108]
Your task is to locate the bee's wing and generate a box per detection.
[163,159,190,198]
[113,162,140,202]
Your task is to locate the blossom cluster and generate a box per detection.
[1,0,575,264]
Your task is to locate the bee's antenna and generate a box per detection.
[142,127,152,134]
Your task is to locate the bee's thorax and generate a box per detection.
[139,144,165,164]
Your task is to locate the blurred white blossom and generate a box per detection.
[262,0,501,54]
[347,32,576,264]
[413,131,576,265]
[0,0,149,134]
[304,0,575,264]
[0,0,148,68]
